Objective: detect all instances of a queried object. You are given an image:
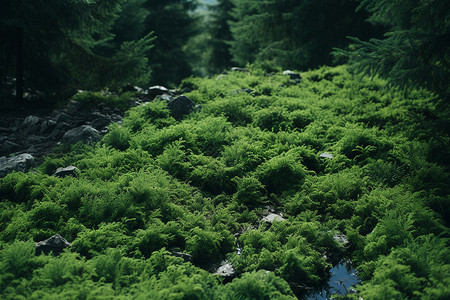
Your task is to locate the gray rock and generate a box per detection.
[333,233,349,245]
[121,84,144,93]
[49,122,71,140]
[66,100,81,114]
[0,140,22,155]
[26,135,47,145]
[110,114,123,122]
[53,166,79,178]
[146,85,174,99]
[21,115,41,127]
[0,153,34,177]
[157,94,173,102]
[39,119,57,134]
[282,70,302,81]
[167,95,196,120]
[231,67,249,73]
[91,115,112,129]
[62,125,102,144]
[319,152,333,159]
[54,112,72,123]
[20,115,42,134]
[35,234,71,255]
[169,248,193,262]
[261,213,285,223]
[215,260,235,277]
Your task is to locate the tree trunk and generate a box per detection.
[16,27,24,102]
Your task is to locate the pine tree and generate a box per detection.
[208,0,235,73]
[229,0,383,70]
[335,0,450,102]
[143,0,198,86]
[0,0,154,103]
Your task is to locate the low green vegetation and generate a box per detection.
[1,65,449,299]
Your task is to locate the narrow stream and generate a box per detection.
[306,261,360,299]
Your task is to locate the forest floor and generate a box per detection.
[0,65,449,299]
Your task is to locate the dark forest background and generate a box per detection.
[1,0,449,105]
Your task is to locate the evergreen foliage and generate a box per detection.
[0,0,155,103]
[336,0,450,102]
[228,0,383,69]
[143,0,199,86]
[208,0,235,74]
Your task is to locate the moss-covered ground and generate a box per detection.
[1,65,449,299]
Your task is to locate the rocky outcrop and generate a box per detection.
[0,153,34,178]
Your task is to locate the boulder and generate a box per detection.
[282,70,302,81]
[62,125,102,145]
[35,234,71,255]
[167,95,196,120]
[0,153,34,177]
[53,166,79,178]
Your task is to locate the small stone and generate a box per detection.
[91,115,112,129]
[215,260,235,277]
[333,233,349,245]
[66,100,81,114]
[261,213,285,223]
[231,67,249,73]
[169,248,193,262]
[319,152,333,159]
[39,119,57,134]
[282,70,302,81]
[21,115,41,127]
[167,95,196,120]
[146,85,174,99]
[35,234,71,255]
[53,166,79,178]
[54,112,72,123]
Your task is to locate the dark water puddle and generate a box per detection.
[306,261,360,300]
